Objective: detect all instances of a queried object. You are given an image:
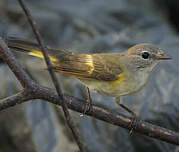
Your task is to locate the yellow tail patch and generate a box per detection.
[28,50,59,62]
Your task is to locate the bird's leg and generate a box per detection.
[80,87,93,116]
[115,97,137,135]
[86,87,93,111]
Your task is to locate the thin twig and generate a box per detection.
[17,0,85,151]
[0,38,34,88]
[0,90,29,111]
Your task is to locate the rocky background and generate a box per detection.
[0,0,179,152]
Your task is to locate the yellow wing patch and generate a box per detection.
[84,55,94,74]
[77,54,94,74]
[28,50,59,62]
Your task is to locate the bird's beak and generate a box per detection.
[156,53,172,60]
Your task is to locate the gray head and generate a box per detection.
[125,43,171,72]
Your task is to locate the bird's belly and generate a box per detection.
[79,78,144,97]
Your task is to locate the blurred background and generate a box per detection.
[0,0,179,152]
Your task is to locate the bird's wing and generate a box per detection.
[54,53,123,81]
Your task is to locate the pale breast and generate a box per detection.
[79,71,150,97]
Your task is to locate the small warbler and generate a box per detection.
[6,37,171,119]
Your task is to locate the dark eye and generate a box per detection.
[142,52,150,59]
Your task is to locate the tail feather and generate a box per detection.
[6,37,41,53]
[5,37,67,62]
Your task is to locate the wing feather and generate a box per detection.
[54,53,122,81]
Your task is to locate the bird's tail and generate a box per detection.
[6,37,41,52]
[5,37,66,62]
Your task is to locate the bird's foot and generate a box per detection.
[80,87,93,116]
[80,101,92,117]
[128,114,138,135]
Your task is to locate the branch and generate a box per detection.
[17,0,85,151]
[0,84,179,145]
[36,87,179,146]
[0,90,30,111]
[0,38,34,88]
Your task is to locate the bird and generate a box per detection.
[6,37,171,124]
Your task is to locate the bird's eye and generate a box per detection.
[142,52,150,59]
